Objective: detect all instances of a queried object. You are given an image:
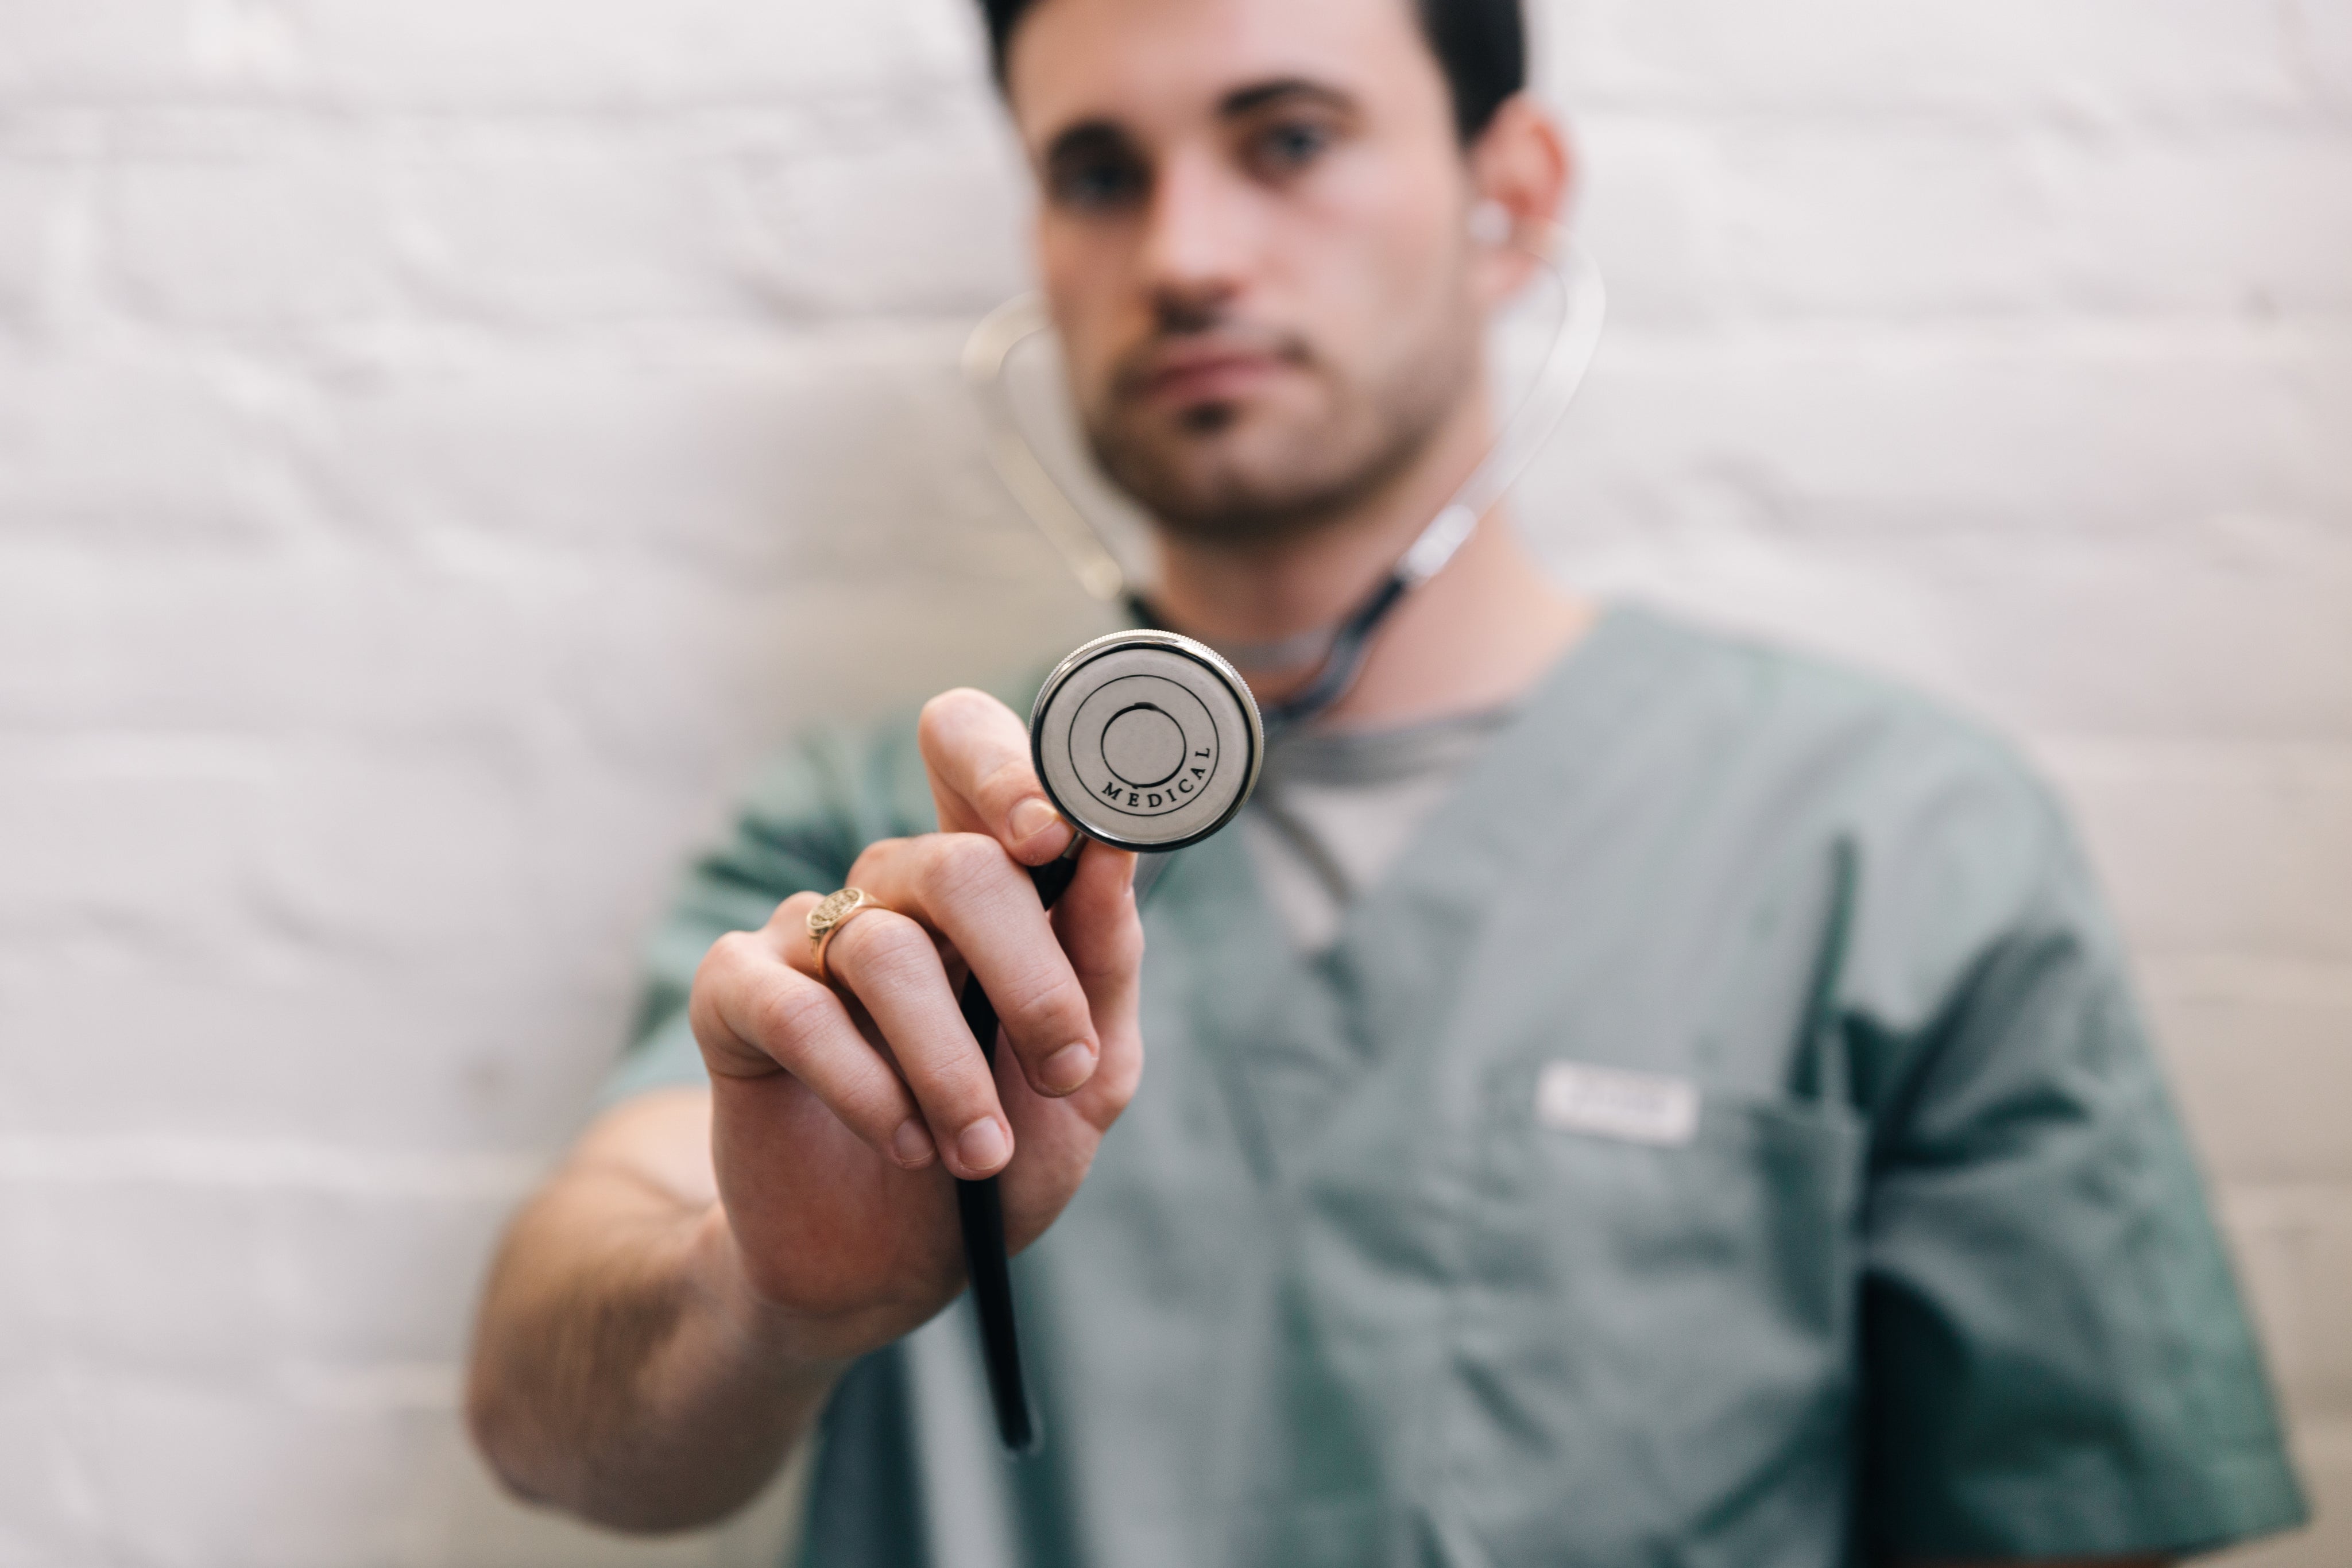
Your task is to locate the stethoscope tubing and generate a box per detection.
[965,233,1606,731]
[953,842,1083,1456]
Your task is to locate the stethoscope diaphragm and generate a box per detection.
[1031,630,1263,852]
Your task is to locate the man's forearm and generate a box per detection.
[466,1156,843,1532]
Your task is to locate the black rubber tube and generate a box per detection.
[953,851,1082,1456]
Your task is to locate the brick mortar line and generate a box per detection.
[0,98,2347,135]
[1,89,2346,134]
[8,313,2349,378]
[0,1135,546,1197]
[2218,1179,2352,1214]
[2137,955,2352,1005]
[2034,737,2352,765]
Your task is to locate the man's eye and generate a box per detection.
[1050,155,1147,211]
[1252,120,1332,174]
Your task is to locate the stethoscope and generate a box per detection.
[949,222,1607,1455]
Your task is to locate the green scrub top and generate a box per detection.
[602,606,2305,1566]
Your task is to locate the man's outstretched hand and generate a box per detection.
[693,686,1144,1360]
[466,688,1142,1530]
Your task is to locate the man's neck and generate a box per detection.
[1144,389,1593,730]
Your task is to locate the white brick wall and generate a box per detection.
[0,1,2342,1562]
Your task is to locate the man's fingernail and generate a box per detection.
[957,1118,1011,1174]
[891,1118,936,1167]
[1040,1042,1095,1095]
[1010,797,1058,841]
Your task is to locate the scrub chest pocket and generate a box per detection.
[1442,1068,1867,1567]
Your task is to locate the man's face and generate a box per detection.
[1004,0,1487,543]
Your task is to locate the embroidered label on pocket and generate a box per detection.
[1535,1062,1699,1147]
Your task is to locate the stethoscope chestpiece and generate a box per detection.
[1031,630,1264,853]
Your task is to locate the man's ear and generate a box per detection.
[1463,95,1573,309]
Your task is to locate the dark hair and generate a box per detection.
[975,0,1526,144]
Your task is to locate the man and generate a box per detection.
[466,0,2308,1562]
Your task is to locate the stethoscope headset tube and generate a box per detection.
[964,227,1607,732]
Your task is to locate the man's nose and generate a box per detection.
[1138,150,1254,325]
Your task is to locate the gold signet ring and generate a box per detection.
[806,888,883,986]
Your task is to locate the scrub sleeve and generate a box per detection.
[1853,820,2307,1557]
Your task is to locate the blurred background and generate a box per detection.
[1,0,2346,1563]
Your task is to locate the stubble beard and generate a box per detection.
[1081,309,1482,548]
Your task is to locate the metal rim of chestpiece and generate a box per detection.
[1030,629,1265,854]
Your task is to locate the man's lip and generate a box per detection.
[1133,349,1286,404]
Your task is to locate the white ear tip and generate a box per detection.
[1468,199,1514,247]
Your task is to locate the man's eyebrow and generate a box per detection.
[1042,119,1132,168]
[1038,80,1357,165]
[1218,78,1359,119]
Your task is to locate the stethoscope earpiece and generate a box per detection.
[1468,198,1515,247]
[1031,630,1263,851]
